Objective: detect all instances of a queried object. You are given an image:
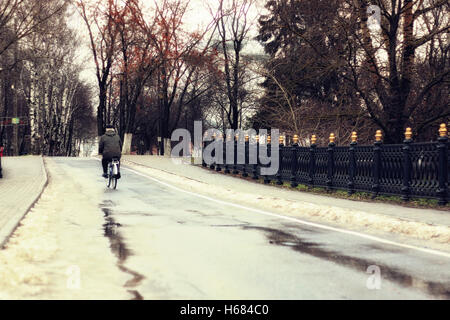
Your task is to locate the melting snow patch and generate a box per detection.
[0,158,129,299]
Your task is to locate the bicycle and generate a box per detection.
[106,158,120,189]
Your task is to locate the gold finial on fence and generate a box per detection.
[267,136,271,144]
[279,135,284,144]
[329,133,336,144]
[245,135,249,142]
[293,135,299,144]
[235,133,239,141]
[311,135,317,145]
[439,123,447,137]
[212,132,217,140]
[375,130,383,142]
[351,131,358,143]
[255,135,260,142]
[405,127,412,140]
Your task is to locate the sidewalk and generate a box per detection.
[0,156,48,248]
[122,155,450,249]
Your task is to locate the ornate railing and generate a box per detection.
[203,125,449,205]
[0,146,3,178]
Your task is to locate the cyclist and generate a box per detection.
[99,125,122,178]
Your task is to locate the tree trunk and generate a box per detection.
[97,87,106,136]
[122,133,132,155]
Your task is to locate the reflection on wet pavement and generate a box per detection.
[244,226,450,299]
[101,206,145,300]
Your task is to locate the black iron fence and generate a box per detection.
[202,125,449,205]
[0,146,3,178]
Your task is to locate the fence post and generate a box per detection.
[327,133,336,192]
[215,134,223,172]
[202,135,207,167]
[372,130,383,198]
[290,135,299,188]
[264,136,272,184]
[209,133,216,170]
[252,135,259,180]
[242,135,249,177]
[348,132,357,195]
[402,128,413,201]
[276,135,284,185]
[224,134,230,174]
[437,123,448,206]
[309,135,317,188]
[0,146,3,178]
[232,134,239,174]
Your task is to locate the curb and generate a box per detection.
[0,156,49,249]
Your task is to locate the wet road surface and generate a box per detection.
[54,158,450,299]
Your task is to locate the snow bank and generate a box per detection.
[0,158,129,299]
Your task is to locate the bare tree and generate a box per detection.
[208,0,259,131]
[342,0,449,142]
[0,0,69,62]
[256,0,449,143]
[0,0,96,156]
[76,0,119,136]
[151,0,217,154]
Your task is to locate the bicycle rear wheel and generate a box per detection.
[106,163,113,188]
[112,176,117,189]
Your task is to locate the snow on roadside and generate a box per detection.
[122,160,450,248]
[0,158,129,299]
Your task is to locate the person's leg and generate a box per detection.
[102,158,109,175]
[117,158,121,179]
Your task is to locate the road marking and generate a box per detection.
[93,158,450,259]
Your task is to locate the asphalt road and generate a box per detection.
[53,158,450,299]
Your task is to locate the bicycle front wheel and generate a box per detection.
[107,164,112,188]
[107,174,112,188]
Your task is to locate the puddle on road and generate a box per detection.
[101,208,145,300]
[103,209,129,261]
[244,226,450,299]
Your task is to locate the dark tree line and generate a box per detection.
[5,0,445,157]
[252,0,449,144]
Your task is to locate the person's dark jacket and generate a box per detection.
[99,130,122,159]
